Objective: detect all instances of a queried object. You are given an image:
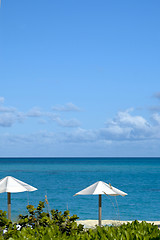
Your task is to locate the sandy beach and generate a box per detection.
[77,220,160,229]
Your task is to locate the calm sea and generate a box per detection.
[0,157,159,222]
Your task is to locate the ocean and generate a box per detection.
[0,157,159,222]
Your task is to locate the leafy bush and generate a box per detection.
[0,202,160,239]
[83,220,160,240]
[18,201,83,235]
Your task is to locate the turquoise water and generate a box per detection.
[0,158,160,221]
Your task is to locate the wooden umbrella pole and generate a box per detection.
[7,192,11,220]
[98,194,102,227]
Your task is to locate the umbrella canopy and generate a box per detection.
[0,176,37,219]
[74,181,127,196]
[0,176,37,193]
[74,181,127,226]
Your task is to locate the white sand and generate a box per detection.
[77,220,160,228]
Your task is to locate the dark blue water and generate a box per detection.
[0,157,159,221]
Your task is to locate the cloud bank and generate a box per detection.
[0,101,81,128]
[1,95,160,156]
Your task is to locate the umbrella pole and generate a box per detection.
[98,194,102,227]
[7,192,11,220]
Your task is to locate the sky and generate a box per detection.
[0,0,160,157]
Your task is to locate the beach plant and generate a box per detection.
[18,201,52,228]
[0,210,16,239]
[0,210,10,231]
[100,220,160,240]
[1,202,160,239]
[1,220,160,239]
[17,201,83,236]
[51,209,83,235]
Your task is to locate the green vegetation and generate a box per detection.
[0,201,160,239]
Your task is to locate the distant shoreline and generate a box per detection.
[77,220,160,228]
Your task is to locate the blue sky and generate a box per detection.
[0,0,160,157]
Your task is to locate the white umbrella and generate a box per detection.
[0,176,37,219]
[74,181,127,226]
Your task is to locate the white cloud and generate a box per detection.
[101,109,153,141]
[152,113,160,125]
[0,111,25,127]
[99,126,132,140]
[26,107,43,117]
[114,109,150,129]
[52,103,81,112]
[0,106,17,113]
[65,128,97,142]
[1,131,160,157]
[48,113,81,128]
[0,102,81,128]
[0,113,15,127]
[1,94,160,156]
[0,97,5,103]
[2,98,160,156]
[0,112,23,127]
[0,99,24,127]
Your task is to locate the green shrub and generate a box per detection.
[0,202,160,240]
